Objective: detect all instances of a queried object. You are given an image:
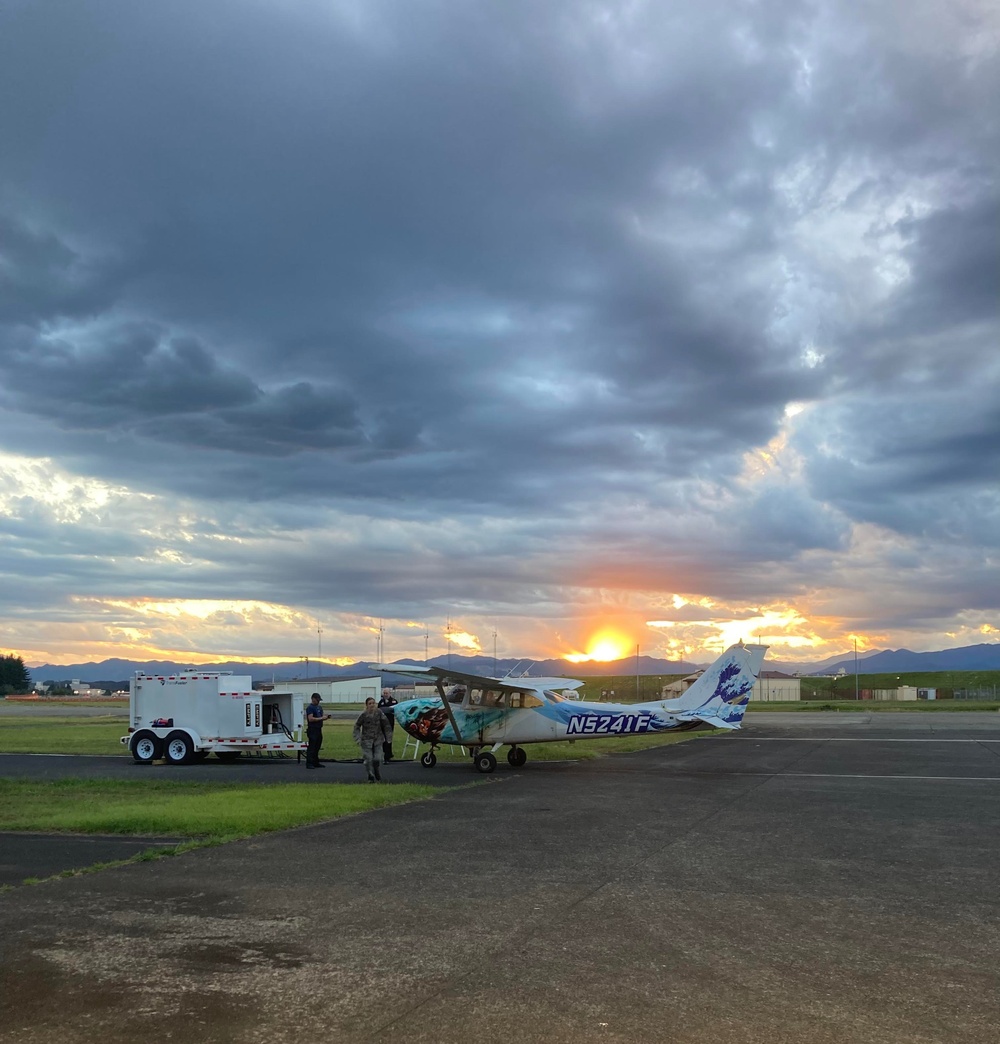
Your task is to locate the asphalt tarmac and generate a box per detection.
[1,714,999,1043]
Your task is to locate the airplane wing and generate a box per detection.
[367,662,582,695]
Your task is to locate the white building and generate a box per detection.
[897,686,936,701]
[755,671,802,702]
[70,680,108,697]
[661,671,704,697]
[256,674,381,705]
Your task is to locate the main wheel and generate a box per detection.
[474,751,497,774]
[164,730,195,765]
[507,746,527,768]
[130,730,162,764]
[420,751,437,768]
[215,750,242,762]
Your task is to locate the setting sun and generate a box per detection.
[565,629,634,663]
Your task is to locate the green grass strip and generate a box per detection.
[0,778,443,839]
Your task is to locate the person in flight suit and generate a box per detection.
[353,697,393,782]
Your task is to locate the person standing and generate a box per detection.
[353,696,393,782]
[305,692,332,769]
[378,688,398,762]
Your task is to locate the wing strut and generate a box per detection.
[434,679,467,746]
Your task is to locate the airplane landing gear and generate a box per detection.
[474,750,497,774]
[420,750,437,768]
[506,746,527,768]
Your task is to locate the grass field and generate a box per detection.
[0,716,130,754]
[747,700,1000,712]
[575,670,1000,702]
[0,777,445,838]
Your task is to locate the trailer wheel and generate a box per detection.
[130,730,162,764]
[215,751,242,762]
[164,730,195,765]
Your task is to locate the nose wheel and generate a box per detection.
[420,749,438,768]
[474,750,497,773]
[506,746,527,767]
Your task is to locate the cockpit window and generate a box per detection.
[470,688,507,708]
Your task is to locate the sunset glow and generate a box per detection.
[565,630,634,663]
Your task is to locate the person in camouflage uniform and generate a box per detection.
[353,696,393,782]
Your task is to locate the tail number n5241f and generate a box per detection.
[566,712,652,736]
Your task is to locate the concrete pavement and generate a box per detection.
[1,715,999,1043]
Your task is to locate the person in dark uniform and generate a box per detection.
[377,688,398,762]
[304,692,331,769]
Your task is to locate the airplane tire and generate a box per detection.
[507,747,527,768]
[130,730,162,764]
[164,730,195,765]
[420,751,437,768]
[474,751,497,774]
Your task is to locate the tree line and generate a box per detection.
[0,653,32,695]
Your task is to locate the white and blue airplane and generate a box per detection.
[370,640,767,772]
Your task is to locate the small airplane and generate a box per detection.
[370,640,767,772]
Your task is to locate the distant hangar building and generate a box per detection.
[663,669,802,702]
[755,670,801,701]
[255,674,381,704]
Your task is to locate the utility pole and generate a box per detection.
[317,627,322,673]
[635,644,640,699]
[493,626,498,676]
[855,637,859,702]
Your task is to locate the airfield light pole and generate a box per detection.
[317,627,322,674]
[855,638,859,701]
[757,635,763,703]
[493,627,497,676]
[636,644,640,700]
[424,627,429,665]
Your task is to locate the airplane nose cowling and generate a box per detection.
[391,700,419,731]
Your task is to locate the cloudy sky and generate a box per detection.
[1,0,997,669]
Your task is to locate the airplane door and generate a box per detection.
[497,691,556,743]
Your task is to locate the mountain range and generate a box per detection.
[26,642,1000,687]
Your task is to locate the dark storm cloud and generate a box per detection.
[894,193,1000,333]
[0,0,997,652]
[0,215,123,324]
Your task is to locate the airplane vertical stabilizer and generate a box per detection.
[669,642,768,730]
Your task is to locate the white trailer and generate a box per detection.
[120,670,308,764]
